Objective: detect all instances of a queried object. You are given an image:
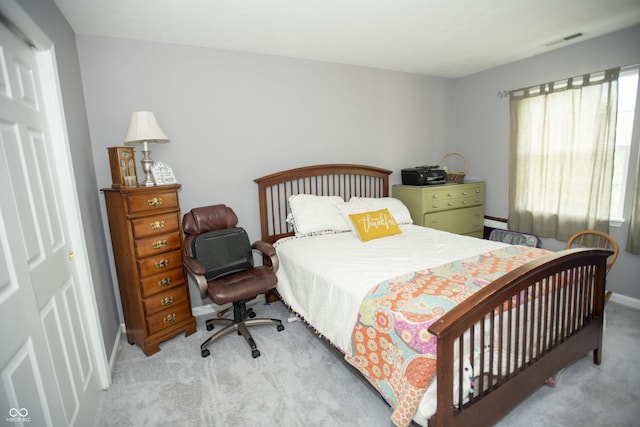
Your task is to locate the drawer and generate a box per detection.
[146,302,192,335]
[127,191,179,214]
[143,286,188,315]
[131,212,180,239]
[140,268,186,297]
[424,194,484,213]
[422,184,484,202]
[137,250,184,278]
[423,206,484,235]
[135,232,182,259]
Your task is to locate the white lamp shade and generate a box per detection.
[124,111,170,145]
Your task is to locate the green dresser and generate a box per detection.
[392,182,485,238]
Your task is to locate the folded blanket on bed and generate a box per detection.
[345,245,550,427]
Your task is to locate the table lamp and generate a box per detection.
[124,111,170,186]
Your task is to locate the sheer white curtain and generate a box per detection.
[627,149,640,253]
[508,68,619,241]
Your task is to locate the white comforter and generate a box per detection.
[274,225,509,424]
[274,225,508,352]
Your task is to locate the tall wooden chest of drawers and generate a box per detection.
[102,184,196,356]
[392,182,485,238]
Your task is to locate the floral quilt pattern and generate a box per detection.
[345,245,550,426]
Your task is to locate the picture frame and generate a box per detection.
[150,161,177,185]
[108,146,137,188]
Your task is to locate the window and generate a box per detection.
[508,68,620,241]
[611,66,639,221]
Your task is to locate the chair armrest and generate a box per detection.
[252,240,279,273]
[183,255,209,299]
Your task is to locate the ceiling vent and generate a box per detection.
[544,32,584,47]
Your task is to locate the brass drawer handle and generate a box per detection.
[462,200,467,205]
[155,259,170,268]
[148,197,163,207]
[432,195,438,199]
[163,313,176,323]
[432,204,439,209]
[462,191,468,195]
[152,240,168,249]
[161,296,175,306]
[447,193,453,197]
[447,202,453,206]
[158,277,172,287]
[150,220,165,230]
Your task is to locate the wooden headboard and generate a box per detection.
[254,164,392,243]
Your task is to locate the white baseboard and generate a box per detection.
[609,293,640,310]
[104,323,125,388]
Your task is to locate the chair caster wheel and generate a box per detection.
[252,349,260,358]
[277,324,285,332]
[249,310,256,318]
[201,348,210,358]
[206,323,214,331]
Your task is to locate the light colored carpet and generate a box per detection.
[94,301,639,427]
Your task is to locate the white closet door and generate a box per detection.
[0,16,105,427]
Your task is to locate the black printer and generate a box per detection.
[401,165,446,186]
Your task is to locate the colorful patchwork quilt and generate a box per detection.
[345,245,550,427]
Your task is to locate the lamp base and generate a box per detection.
[140,150,155,186]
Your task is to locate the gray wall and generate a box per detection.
[75,35,455,308]
[16,0,121,356]
[453,25,640,302]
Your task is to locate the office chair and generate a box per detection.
[566,229,619,302]
[183,204,284,358]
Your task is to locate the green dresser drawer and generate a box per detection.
[423,205,484,236]
[423,192,483,213]
[420,183,484,203]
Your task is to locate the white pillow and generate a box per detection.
[288,194,350,236]
[337,199,375,235]
[348,197,413,225]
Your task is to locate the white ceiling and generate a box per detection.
[54,0,640,78]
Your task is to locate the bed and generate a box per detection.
[254,164,611,427]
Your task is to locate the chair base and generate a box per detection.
[200,303,284,358]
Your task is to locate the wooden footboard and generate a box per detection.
[428,248,611,427]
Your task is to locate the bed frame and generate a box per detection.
[255,163,390,243]
[254,164,611,427]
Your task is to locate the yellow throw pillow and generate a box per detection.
[348,208,402,242]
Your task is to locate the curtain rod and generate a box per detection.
[497,66,625,100]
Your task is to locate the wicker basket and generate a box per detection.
[439,152,468,184]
